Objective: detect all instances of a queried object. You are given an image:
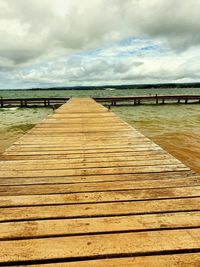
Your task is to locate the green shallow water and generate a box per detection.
[0,88,200,174]
[113,104,200,174]
[113,104,200,136]
[0,107,52,153]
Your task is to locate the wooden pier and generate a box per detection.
[0,97,69,108]
[0,97,199,266]
[95,94,200,106]
[1,94,200,107]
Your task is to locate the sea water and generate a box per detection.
[0,88,200,174]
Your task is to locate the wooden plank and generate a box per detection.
[9,253,200,267]
[0,198,199,222]
[5,146,163,155]
[0,154,179,166]
[1,150,169,161]
[0,229,200,264]
[0,177,199,196]
[11,139,154,146]
[0,186,199,207]
[15,135,146,141]
[0,165,189,180]
[0,158,184,171]
[6,144,163,152]
[1,211,199,241]
[0,171,193,186]
[10,141,157,149]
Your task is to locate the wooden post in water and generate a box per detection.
[155,94,159,104]
[0,97,3,108]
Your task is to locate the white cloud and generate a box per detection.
[0,0,200,65]
[8,38,199,88]
[0,0,200,88]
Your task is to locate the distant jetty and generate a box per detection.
[0,94,200,108]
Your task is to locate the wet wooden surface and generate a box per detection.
[0,97,199,266]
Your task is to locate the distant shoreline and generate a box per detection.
[0,82,200,91]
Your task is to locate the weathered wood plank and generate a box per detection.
[0,154,180,167]
[0,198,199,222]
[0,158,184,171]
[10,253,200,267]
[5,144,164,152]
[0,150,169,161]
[1,211,199,241]
[0,177,198,196]
[0,229,200,264]
[5,146,163,155]
[0,166,189,180]
[0,186,199,207]
[0,171,193,186]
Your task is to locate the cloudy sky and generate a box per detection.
[0,0,200,89]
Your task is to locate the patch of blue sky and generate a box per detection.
[118,37,148,46]
[69,37,164,60]
[139,44,161,52]
[118,36,161,47]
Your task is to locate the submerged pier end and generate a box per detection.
[0,97,199,266]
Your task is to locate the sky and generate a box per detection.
[0,0,200,89]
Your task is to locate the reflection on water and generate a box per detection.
[113,104,200,174]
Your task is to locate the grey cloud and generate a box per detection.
[132,0,200,50]
[0,0,200,88]
[0,0,200,66]
[0,49,44,65]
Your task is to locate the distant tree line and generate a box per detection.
[1,82,200,91]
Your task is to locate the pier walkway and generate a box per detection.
[0,98,199,266]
